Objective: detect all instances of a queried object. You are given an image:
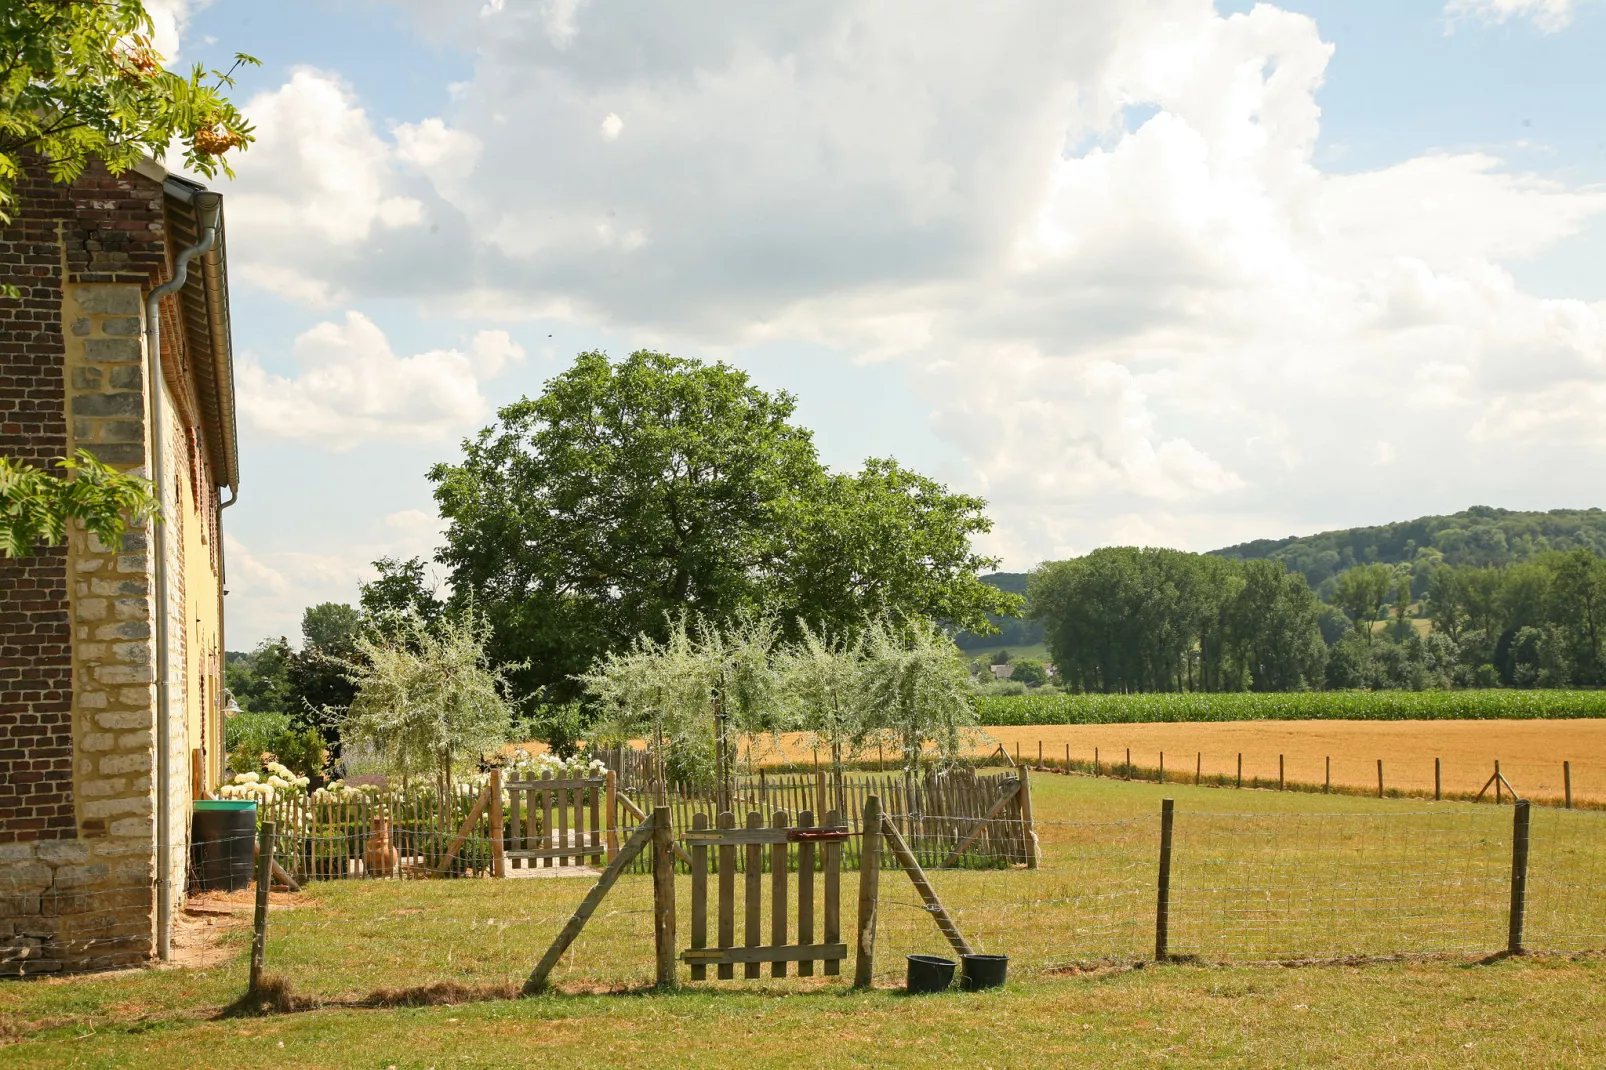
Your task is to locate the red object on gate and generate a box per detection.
[786,827,850,843]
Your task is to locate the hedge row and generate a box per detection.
[971,689,1606,725]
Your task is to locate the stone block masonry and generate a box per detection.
[0,158,176,974]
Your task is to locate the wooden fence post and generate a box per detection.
[1324,756,1330,794]
[1095,747,1100,777]
[1236,753,1242,790]
[1159,751,1165,785]
[1155,800,1174,963]
[605,770,619,858]
[1495,761,1502,805]
[1377,759,1384,799]
[1018,766,1038,869]
[1126,748,1132,780]
[489,769,505,878]
[1065,743,1071,772]
[1564,761,1572,810]
[854,795,882,989]
[1508,799,1531,956]
[250,820,275,992]
[1278,754,1284,792]
[1435,758,1441,802]
[653,806,676,988]
[1195,752,1201,786]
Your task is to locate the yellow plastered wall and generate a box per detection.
[157,384,224,801]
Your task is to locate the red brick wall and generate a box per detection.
[0,160,169,843]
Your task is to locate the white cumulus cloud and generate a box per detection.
[236,312,523,449]
[215,1,1606,567]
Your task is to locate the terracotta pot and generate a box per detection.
[365,815,399,877]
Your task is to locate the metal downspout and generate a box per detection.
[146,195,219,963]
[216,487,237,792]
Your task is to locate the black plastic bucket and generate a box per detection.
[960,954,1008,990]
[906,954,957,994]
[190,800,257,892]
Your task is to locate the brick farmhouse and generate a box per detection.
[1,155,239,974]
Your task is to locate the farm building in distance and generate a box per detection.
[0,155,239,974]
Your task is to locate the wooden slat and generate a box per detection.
[604,771,617,860]
[822,807,841,976]
[770,809,789,978]
[541,772,554,868]
[681,943,847,966]
[717,810,735,980]
[683,826,850,846]
[744,811,763,979]
[557,771,569,866]
[797,808,815,977]
[490,769,505,878]
[690,812,708,982]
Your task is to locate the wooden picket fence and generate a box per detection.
[610,764,1036,873]
[250,756,1036,885]
[257,779,501,882]
[503,773,616,870]
[684,808,849,979]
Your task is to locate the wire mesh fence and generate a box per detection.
[16,803,1602,994]
[873,804,1606,978]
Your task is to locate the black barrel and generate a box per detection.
[960,953,1008,990]
[190,800,258,892]
[905,954,956,994]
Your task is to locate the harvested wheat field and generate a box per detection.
[746,720,1606,805]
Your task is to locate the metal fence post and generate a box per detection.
[1155,799,1175,963]
[1508,799,1531,956]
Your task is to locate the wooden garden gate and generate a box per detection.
[682,809,848,979]
[503,773,617,869]
[523,795,974,994]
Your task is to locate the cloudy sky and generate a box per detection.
[151,0,1606,647]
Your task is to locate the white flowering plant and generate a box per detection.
[217,760,310,805]
[312,779,386,804]
[502,749,607,782]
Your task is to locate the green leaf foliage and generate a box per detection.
[1028,548,1326,694]
[430,350,1016,701]
[0,0,257,220]
[0,450,158,557]
[1213,505,1606,590]
[339,610,514,788]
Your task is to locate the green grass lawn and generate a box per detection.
[4,955,1604,1068]
[4,774,1605,1067]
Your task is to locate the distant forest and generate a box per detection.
[1212,506,1606,590]
[957,507,1606,693]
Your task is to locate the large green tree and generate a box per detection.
[1331,564,1393,643]
[430,350,1014,700]
[1028,549,1325,693]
